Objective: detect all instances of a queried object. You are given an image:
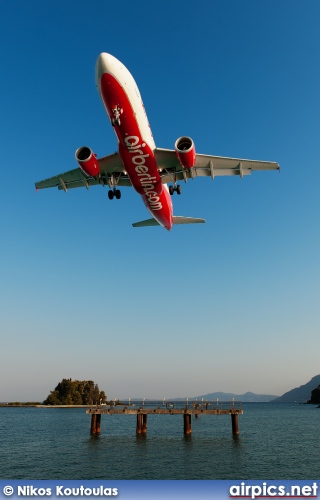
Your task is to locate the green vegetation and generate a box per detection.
[6,402,42,406]
[43,378,106,405]
[309,385,320,404]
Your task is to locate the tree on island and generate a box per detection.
[43,378,106,405]
[308,385,320,404]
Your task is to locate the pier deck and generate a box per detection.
[86,400,243,436]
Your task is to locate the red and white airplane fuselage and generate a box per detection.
[96,53,173,230]
[35,53,279,227]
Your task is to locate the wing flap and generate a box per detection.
[154,148,280,184]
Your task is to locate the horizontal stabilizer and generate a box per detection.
[132,216,205,228]
[172,216,205,225]
[132,218,161,227]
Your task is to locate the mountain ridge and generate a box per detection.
[271,374,320,403]
[130,375,320,403]
[173,391,277,402]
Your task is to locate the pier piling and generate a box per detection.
[142,414,147,433]
[231,413,239,435]
[136,413,147,435]
[90,413,101,435]
[183,413,192,435]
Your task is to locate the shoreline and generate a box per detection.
[0,404,94,408]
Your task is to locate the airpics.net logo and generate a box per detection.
[229,482,318,499]
[2,486,118,497]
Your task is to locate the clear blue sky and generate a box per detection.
[1,0,319,401]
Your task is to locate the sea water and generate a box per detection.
[0,403,319,479]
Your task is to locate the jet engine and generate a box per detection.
[75,146,101,177]
[174,136,196,169]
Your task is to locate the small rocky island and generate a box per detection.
[44,378,107,405]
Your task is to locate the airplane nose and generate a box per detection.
[95,52,121,85]
[95,53,109,85]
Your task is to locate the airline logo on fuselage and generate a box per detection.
[124,135,162,211]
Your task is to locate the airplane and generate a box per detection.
[35,53,280,231]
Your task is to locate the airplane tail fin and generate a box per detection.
[132,216,205,228]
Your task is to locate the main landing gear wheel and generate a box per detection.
[169,184,181,195]
[108,189,121,200]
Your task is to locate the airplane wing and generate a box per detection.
[35,152,132,191]
[154,148,280,184]
[35,148,280,192]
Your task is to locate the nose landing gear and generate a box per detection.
[111,105,123,127]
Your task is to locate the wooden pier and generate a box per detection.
[86,400,243,437]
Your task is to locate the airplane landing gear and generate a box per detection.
[108,188,121,200]
[169,184,181,195]
[107,173,121,200]
[111,105,123,127]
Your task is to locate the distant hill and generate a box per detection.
[271,375,320,403]
[174,391,277,402]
